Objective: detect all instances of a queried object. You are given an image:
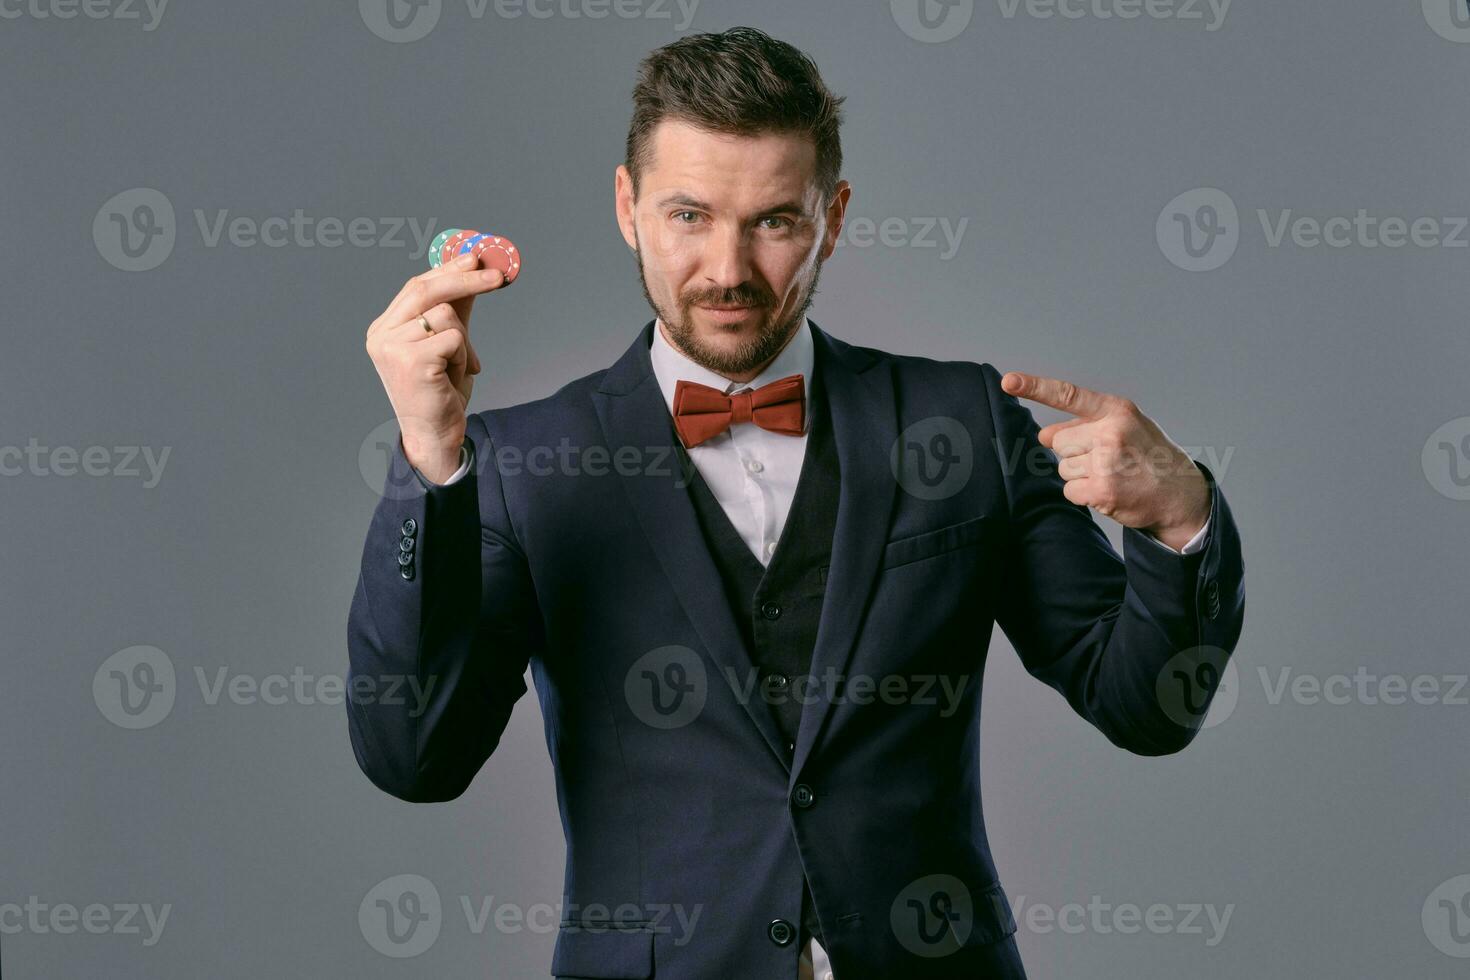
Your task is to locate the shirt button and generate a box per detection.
[761,601,782,620]
[792,783,815,808]
[745,457,763,473]
[767,918,795,947]
[764,541,776,559]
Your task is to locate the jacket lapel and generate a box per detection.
[589,319,898,776]
[591,320,790,767]
[791,324,897,778]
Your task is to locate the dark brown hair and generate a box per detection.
[625,27,846,207]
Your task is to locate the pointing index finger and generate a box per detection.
[1001,371,1112,419]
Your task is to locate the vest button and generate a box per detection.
[767,918,795,947]
[792,783,815,808]
[765,671,791,692]
[761,601,782,620]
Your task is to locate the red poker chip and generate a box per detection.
[440,228,480,265]
[470,234,520,284]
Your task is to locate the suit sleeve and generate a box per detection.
[346,411,544,800]
[979,363,1244,755]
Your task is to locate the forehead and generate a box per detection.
[642,118,817,206]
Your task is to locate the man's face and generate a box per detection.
[615,119,849,380]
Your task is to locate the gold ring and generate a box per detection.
[418,314,432,334]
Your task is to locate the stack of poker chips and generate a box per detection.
[427,227,521,283]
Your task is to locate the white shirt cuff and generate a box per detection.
[1140,505,1211,555]
[414,443,471,487]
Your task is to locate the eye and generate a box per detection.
[672,211,701,224]
[759,216,793,230]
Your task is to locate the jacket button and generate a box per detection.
[767,918,795,947]
[397,550,414,567]
[761,601,782,620]
[400,518,418,537]
[399,536,415,553]
[399,564,415,581]
[792,784,815,808]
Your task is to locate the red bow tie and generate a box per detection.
[671,373,806,449]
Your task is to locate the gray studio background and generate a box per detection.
[3,1,1468,977]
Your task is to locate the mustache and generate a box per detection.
[684,288,769,308]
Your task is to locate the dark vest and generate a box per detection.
[669,363,839,950]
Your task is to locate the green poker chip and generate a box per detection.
[427,227,463,268]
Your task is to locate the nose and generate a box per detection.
[702,222,754,293]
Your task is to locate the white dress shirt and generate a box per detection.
[426,317,1209,980]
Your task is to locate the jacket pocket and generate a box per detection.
[881,514,993,570]
[551,922,654,978]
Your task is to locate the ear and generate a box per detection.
[818,180,852,261]
[614,165,638,251]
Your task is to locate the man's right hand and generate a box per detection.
[364,252,510,483]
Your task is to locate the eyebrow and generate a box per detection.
[654,193,810,218]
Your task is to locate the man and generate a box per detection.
[349,27,1243,980]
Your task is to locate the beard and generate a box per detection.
[632,227,823,378]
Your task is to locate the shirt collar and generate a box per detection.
[648,315,814,424]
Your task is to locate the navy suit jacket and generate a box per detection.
[347,319,1245,979]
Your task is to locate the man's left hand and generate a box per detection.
[1001,371,1211,553]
